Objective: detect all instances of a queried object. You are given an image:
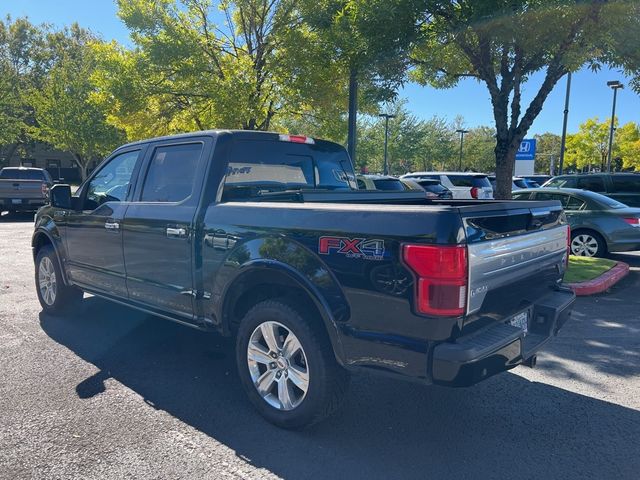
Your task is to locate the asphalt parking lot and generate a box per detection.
[1,211,639,480]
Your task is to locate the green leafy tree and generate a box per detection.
[30,25,123,180]
[533,132,561,174]
[93,0,345,140]
[566,117,640,172]
[0,16,47,164]
[616,122,640,171]
[460,126,498,173]
[412,0,640,198]
[355,100,455,174]
[300,0,425,162]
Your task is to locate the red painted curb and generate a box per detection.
[565,261,630,296]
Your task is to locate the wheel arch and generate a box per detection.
[32,228,71,285]
[220,262,347,366]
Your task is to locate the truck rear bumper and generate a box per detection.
[431,288,575,387]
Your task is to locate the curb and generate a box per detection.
[565,261,630,296]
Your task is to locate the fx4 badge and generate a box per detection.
[319,236,385,261]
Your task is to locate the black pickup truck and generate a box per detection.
[33,130,574,428]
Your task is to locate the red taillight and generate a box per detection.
[470,186,479,199]
[403,245,468,316]
[623,217,640,227]
[279,134,315,144]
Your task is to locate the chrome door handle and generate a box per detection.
[166,227,187,238]
[104,220,120,230]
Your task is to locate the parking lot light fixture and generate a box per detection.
[456,129,469,171]
[379,113,396,175]
[606,80,624,173]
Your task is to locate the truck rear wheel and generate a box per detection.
[35,246,83,315]
[235,299,349,429]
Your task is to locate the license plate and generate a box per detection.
[11,199,22,204]
[508,310,529,334]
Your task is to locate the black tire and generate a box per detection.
[570,229,606,258]
[236,299,350,429]
[35,245,83,315]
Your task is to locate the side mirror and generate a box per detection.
[50,184,72,209]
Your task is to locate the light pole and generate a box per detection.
[559,72,572,175]
[456,129,469,170]
[379,113,396,175]
[606,80,624,173]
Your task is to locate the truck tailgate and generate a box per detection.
[460,202,568,318]
[0,179,45,199]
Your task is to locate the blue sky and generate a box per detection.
[4,0,639,136]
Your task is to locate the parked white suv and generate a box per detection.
[401,172,493,199]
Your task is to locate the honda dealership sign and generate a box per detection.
[515,139,536,175]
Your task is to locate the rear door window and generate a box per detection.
[576,176,605,192]
[447,175,491,188]
[140,143,203,203]
[611,175,640,193]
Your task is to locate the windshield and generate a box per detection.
[0,168,46,180]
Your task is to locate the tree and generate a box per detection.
[354,100,456,174]
[616,122,640,171]
[30,25,123,180]
[93,0,346,140]
[460,126,498,173]
[300,0,425,162]
[412,1,640,198]
[565,117,640,172]
[533,132,561,174]
[0,16,47,163]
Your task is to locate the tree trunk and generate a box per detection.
[1,143,19,168]
[71,153,88,181]
[494,138,516,200]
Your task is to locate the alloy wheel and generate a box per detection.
[571,234,599,257]
[247,321,309,411]
[38,256,57,306]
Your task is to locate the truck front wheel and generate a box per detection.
[35,246,83,315]
[236,299,349,429]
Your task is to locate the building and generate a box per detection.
[0,143,100,183]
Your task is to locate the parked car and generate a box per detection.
[0,167,53,214]
[408,178,454,199]
[401,172,493,199]
[542,173,640,207]
[33,130,574,428]
[357,174,418,192]
[488,175,540,191]
[513,188,640,257]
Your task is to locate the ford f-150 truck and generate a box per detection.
[32,130,574,428]
[1,167,53,213]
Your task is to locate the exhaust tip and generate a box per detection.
[523,355,537,368]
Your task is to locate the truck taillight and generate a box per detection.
[470,186,479,199]
[623,217,640,227]
[402,244,468,316]
[279,134,315,144]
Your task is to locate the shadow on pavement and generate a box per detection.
[40,297,640,479]
[539,255,640,383]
